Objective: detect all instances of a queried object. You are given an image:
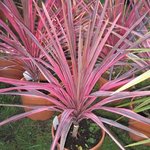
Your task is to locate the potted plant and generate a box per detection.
[0,0,49,80]
[105,0,150,70]
[129,96,150,146]
[96,0,150,90]
[118,96,150,146]
[0,0,150,149]
[0,0,61,120]
[120,3,150,143]
[115,71,150,146]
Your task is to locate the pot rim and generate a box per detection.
[51,115,105,150]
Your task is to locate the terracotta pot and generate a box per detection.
[97,76,108,88]
[97,76,125,104]
[0,58,24,79]
[128,119,150,146]
[51,116,105,150]
[97,76,122,91]
[21,78,54,121]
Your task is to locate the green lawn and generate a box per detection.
[0,83,149,150]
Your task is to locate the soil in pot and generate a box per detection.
[52,118,105,150]
[21,78,54,121]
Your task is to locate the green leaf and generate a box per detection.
[134,98,150,111]
[113,70,150,94]
[117,97,149,108]
[125,139,150,147]
[135,105,150,113]
[127,48,150,53]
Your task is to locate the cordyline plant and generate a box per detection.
[127,0,150,69]
[0,0,150,150]
[103,0,150,69]
[0,0,62,80]
[127,30,150,69]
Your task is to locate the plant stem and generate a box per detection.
[72,122,79,138]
